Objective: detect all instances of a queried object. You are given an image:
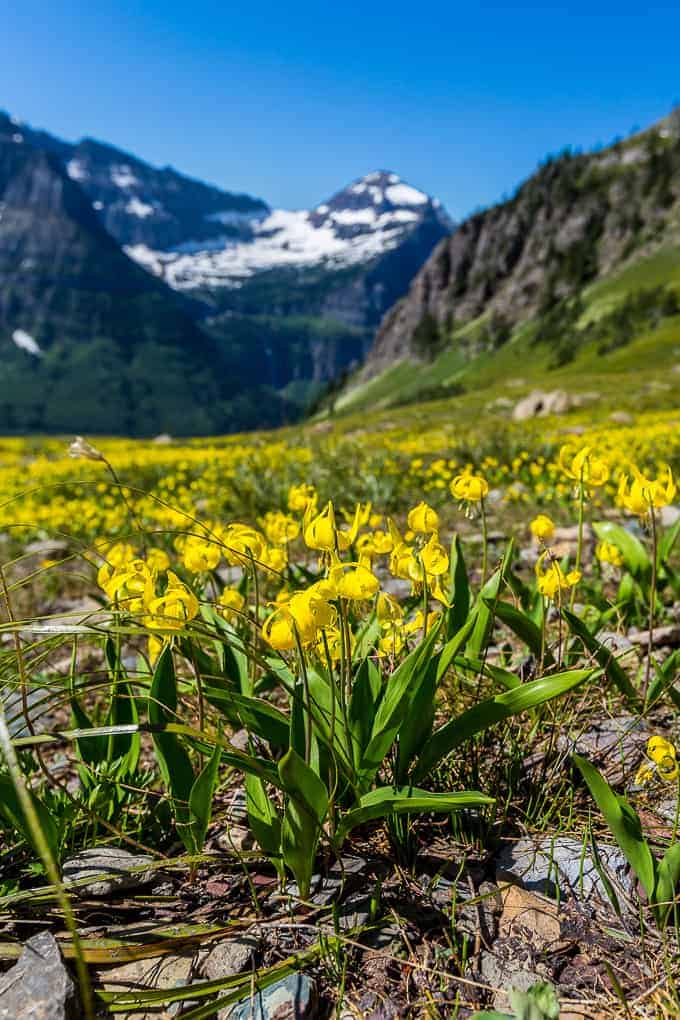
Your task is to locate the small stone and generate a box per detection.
[202,936,257,980]
[556,713,648,784]
[608,411,633,425]
[497,837,633,912]
[62,846,155,897]
[475,943,547,1012]
[320,892,371,933]
[225,972,316,1020]
[24,538,70,558]
[94,950,205,1019]
[0,932,78,1020]
[628,625,680,648]
[660,505,680,528]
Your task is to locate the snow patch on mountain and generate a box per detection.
[125,197,155,218]
[67,159,88,181]
[124,171,450,291]
[110,164,140,190]
[12,329,43,357]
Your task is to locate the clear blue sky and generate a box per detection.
[2,1,678,218]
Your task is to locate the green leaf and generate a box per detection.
[396,654,439,784]
[0,775,59,863]
[467,540,514,660]
[573,754,655,900]
[484,598,552,664]
[359,619,442,783]
[446,534,470,638]
[148,646,195,843]
[335,787,493,842]
[562,609,640,708]
[647,651,680,710]
[592,522,651,579]
[658,514,680,566]
[187,743,222,853]
[413,669,595,782]
[348,658,383,769]
[654,841,680,925]
[245,772,282,865]
[203,688,289,750]
[279,749,328,898]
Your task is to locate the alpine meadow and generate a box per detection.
[0,19,679,1019]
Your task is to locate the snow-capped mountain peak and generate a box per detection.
[125,171,452,292]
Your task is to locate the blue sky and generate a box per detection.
[2,1,678,218]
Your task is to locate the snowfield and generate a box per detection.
[124,172,442,291]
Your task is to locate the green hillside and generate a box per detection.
[332,241,680,419]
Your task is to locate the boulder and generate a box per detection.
[512,390,573,421]
[0,932,78,1019]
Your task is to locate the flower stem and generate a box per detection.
[644,507,658,702]
[480,497,488,587]
[570,481,585,610]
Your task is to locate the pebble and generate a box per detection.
[62,846,155,897]
[225,972,316,1020]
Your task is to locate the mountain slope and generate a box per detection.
[1,112,452,418]
[0,135,281,434]
[337,111,680,413]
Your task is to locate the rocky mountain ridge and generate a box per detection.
[362,110,680,381]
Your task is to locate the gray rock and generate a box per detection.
[497,837,633,911]
[62,846,155,897]
[0,931,78,1019]
[320,892,371,933]
[609,411,633,425]
[628,625,680,648]
[24,539,70,558]
[556,713,648,784]
[476,944,547,1012]
[203,936,257,980]
[94,949,205,1019]
[660,505,680,528]
[1,685,53,738]
[226,972,316,1020]
[512,390,573,422]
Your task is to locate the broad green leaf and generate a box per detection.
[149,646,195,839]
[187,743,221,853]
[69,693,107,766]
[485,598,552,664]
[359,619,442,782]
[446,534,470,638]
[245,773,282,865]
[562,609,640,708]
[658,514,680,566]
[573,754,655,900]
[436,614,477,681]
[592,522,651,579]
[279,749,328,898]
[467,540,514,660]
[203,687,289,749]
[348,658,383,768]
[396,654,439,783]
[414,669,595,781]
[335,787,493,842]
[654,842,680,925]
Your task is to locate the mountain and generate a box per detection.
[123,169,452,389]
[0,119,285,434]
[337,110,680,413]
[0,112,451,427]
